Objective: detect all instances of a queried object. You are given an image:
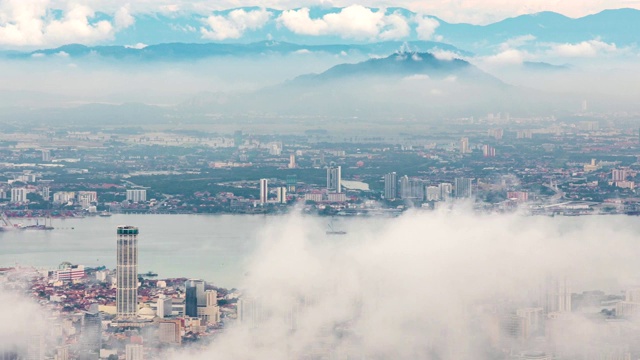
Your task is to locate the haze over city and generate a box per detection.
[2,1,640,360]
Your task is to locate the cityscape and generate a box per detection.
[4,0,640,359]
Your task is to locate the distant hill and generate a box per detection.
[12,41,470,61]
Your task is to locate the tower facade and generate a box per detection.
[117,226,139,319]
[259,179,268,204]
[327,166,341,193]
[384,172,397,200]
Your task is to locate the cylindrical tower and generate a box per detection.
[117,225,139,319]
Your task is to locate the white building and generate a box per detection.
[125,344,143,360]
[426,186,440,201]
[259,179,268,204]
[156,295,173,318]
[10,188,27,203]
[77,191,98,208]
[327,166,341,193]
[53,192,75,204]
[126,189,147,203]
[276,187,287,204]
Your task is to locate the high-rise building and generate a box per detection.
[612,169,627,182]
[439,183,453,200]
[41,187,50,201]
[259,179,268,204]
[384,172,397,200]
[454,178,473,199]
[125,344,143,360]
[426,186,440,201]
[54,346,69,360]
[80,304,102,358]
[286,175,297,192]
[117,226,139,320]
[288,154,296,169]
[276,187,287,204]
[197,290,221,324]
[126,190,147,203]
[399,175,411,199]
[185,279,205,318]
[25,334,44,360]
[237,296,262,328]
[41,150,51,162]
[483,145,496,157]
[10,188,27,203]
[326,166,341,193]
[545,277,571,313]
[460,137,470,154]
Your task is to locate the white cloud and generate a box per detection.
[483,48,526,65]
[0,0,129,48]
[278,5,409,40]
[114,5,135,30]
[414,15,439,40]
[201,8,272,41]
[432,49,460,61]
[125,42,147,49]
[547,39,618,57]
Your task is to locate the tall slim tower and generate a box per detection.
[117,226,139,320]
[384,172,397,200]
[327,166,341,193]
[259,179,268,204]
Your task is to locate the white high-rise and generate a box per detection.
[327,166,341,193]
[117,226,139,319]
[126,189,147,203]
[259,179,268,204]
[10,188,27,203]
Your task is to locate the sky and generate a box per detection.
[1,0,640,48]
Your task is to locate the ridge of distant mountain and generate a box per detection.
[13,41,470,61]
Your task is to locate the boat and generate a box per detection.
[0,213,23,231]
[99,211,112,217]
[141,271,158,277]
[23,217,54,230]
[326,222,347,235]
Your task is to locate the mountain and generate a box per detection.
[184,51,562,118]
[12,41,470,61]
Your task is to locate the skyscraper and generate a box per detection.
[460,137,470,154]
[80,304,102,358]
[384,172,397,200]
[125,344,143,360]
[259,179,268,204]
[117,226,139,320]
[288,154,296,169]
[327,166,341,193]
[399,175,411,200]
[185,279,205,318]
[454,178,473,199]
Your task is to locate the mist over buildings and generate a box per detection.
[146,210,640,359]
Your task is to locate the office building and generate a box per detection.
[276,187,287,204]
[454,178,473,199]
[117,226,139,319]
[384,172,397,200]
[326,166,341,193]
[259,179,268,204]
[126,189,147,203]
[612,169,627,182]
[197,290,221,324]
[41,187,50,201]
[125,344,143,360]
[237,296,262,328]
[185,279,205,318]
[10,188,27,203]
[53,191,75,204]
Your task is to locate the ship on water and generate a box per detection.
[0,212,22,231]
[326,221,347,235]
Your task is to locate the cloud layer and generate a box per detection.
[165,210,640,359]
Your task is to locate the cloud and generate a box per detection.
[414,15,439,40]
[201,8,272,41]
[0,0,129,48]
[547,39,619,57]
[432,49,460,61]
[114,5,135,30]
[277,5,409,40]
[164,210,640,359]
[483,48,526,65]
